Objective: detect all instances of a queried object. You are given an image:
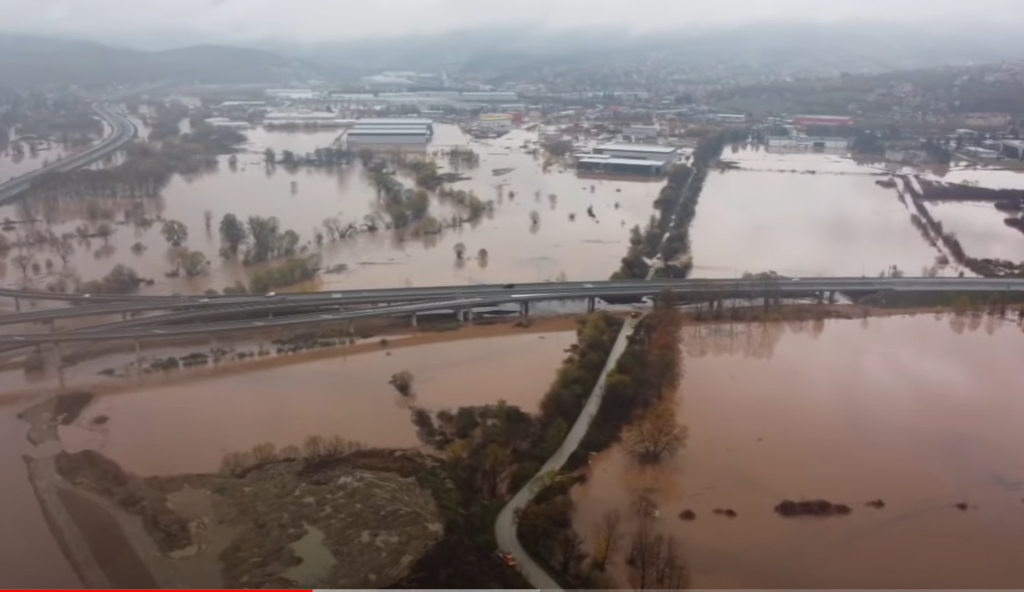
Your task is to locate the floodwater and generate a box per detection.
[691,147,951,278]
[941,167,1024,190]
[58,331,574,475]
[0,124,657,293]
[927,201,1024,262]
[572,315,1024,589]
[0,138,101,184]
[0,330,572,586]
[0,411,81,588]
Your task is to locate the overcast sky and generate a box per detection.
[1,0,1023,46]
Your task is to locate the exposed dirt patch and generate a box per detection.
[774,499,852,517]
[54,450,193,554]
[42,448,443,588]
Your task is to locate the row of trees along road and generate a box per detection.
[612,130,741,280]
[517,290,690,589]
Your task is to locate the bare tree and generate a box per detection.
[627,508,688,591]
[454,242,467,260]
[95,222,114,244]
[555,531,588,578]
[623,409,687,464]
[52,233,75,266]
[628,518,658,590]
[591,509,623,571]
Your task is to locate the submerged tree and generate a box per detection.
[389,370,414,397]
[454,242,467,260]
[219,213,248,256]
[623,408,687,465]
[160,220,189,247]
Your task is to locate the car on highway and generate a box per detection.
[265,292,277,298]
[791,277,801,281]
[503,283,515,289]
[495,550,517,568]
[583,283,595,288]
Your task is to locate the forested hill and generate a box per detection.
[0,34,312,89]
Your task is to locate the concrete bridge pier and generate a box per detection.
[53,342,65,390]
[134,340,143,378]
[587,297,596,313]
[520,301,531,317]
[13,297,20,313]
[348,320,355,335]
[828,291,836,304]
[410,313,418,328]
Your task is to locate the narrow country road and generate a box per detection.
[494,315,641,591]
[493,161,699,589]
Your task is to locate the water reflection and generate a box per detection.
[1,125,658,293]
[58,331,574,475]
[692,147,946,278]
[573,315,1024,588]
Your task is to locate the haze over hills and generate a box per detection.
[2,21,1024,89]
[0,34,311,88]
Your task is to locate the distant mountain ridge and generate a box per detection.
[0,34,311,89]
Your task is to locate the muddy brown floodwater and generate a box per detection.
[1,124,657,294]
[58,331,574,475]
[0,330,573,586]
[572,314,1024,589]
[692,147,952,278]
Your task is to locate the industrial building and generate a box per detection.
[592,143,679,164]
[578,156,666,177]
[715,114,747,123]
[345,127,431,147]
[263,112,355,128]
[768,136,850,150]
[356,118,434,136]
[792,115,855,128]
[203,117,250,129]
[1000,140,1024,160]
[622,125,659,142]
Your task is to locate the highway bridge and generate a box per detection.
[2,276,1023,345]
[0,101,137,204]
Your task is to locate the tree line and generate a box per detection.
[516,292,689,588]
[613,131,733,280]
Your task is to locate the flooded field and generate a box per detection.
[691,148,945,278]
[0,329,573,585]
[572,314,1024,588]
[1,137,102,183]
[0,124,657,294]
[927,201,1024,261]
[57,330,574,475]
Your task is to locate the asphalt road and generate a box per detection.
[4,276,1024,325]
[494,315,640,591]
[0,102,137,204]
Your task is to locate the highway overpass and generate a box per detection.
[0,102,137,204]
[2,276,1024,345]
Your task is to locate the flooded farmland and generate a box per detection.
[0,124,659,294]
[691,147,949,278]
[57,330,574,475]
[571,314,1024,589]
[0,329,574,585]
